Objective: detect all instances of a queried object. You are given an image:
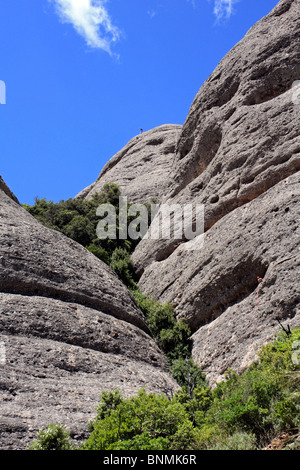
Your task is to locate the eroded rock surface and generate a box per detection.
[138,173,300,383]
[77,124,182,204]
[133,0,300,276]
[133,0,300,382]
[0,189,177,449]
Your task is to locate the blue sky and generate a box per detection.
[0,0,279,204]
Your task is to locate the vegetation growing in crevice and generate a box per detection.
[130,289,192,364]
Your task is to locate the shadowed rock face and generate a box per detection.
[76,124,182,204]
[132,0,300,382]
[138,173,300,383]
[0,189,178,450]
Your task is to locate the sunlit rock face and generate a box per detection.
[132,0,300,383]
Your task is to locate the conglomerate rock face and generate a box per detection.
[0,190,178,450]
[76,124,182,204]
[132,0,300,382]
[1,0,300,451]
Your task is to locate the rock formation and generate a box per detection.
[77,124,182,204]
[0,187,177,450]
[132,0,300,382]
[1,0,299,451]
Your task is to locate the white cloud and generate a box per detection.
[213,0,236,21]
[51,0,120,54]
[147,9,158,19]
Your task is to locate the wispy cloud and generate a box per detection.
[147,9,158,19]
[213,0,237,21]
[50,0,120,55]
[186,1,237,21]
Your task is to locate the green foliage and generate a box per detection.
[211,431,257,450]
[82,388,198,451]
[29,328,300,451]
[89,389,123,431]
[23,183,144,289]
[131,289,191,364]
[109,247,137,288]
[200,328,300,448]
[171,359,208,395]
[28,424,74,450]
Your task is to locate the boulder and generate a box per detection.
[133,0,300,276]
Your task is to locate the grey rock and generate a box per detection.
[132,0,300,276]
[76,124,182,204]
[0,189,147,333]
[0,188,178,449]
[138,173,300,383]
[0,176,19,204]
[133,0,300,382]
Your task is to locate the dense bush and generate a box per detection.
[29,328,300,451]
[130,289,193,365]
[23,183,142,289]
[28,424,74,450]
[196,328,300,448]
[82,388,200,451]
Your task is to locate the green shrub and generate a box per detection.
[29,328,300,451]
[109,247,137,288]
[63,214,95,246]
[193,423,226,450]
[23,183,147,289]
[130,290,175,334]
[171,358,208,392]
[88,389,123,432]
[29,424,74,450]
[86,243,110,265]
[211,431,257,450]
[159,319,191,362]
[205,328,300,446]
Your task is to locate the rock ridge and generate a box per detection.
[77,124,182,204]
[0,185,178,449]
